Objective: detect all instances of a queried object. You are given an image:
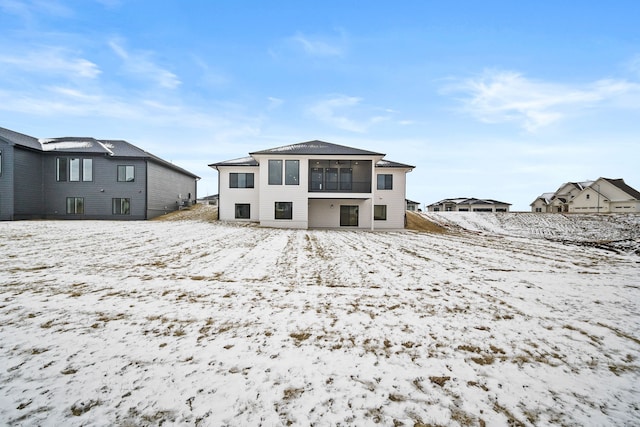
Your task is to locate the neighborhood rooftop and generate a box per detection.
[0,126,199,179]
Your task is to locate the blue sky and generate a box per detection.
[2,1,639,210]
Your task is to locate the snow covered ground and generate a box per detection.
[1,210,639,426]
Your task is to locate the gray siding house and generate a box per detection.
[0,126,199,220]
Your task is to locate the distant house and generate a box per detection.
[531,177,640,213]
[427,198,511,212]
[209,140,414,229]
[0,126,199,220]
[198,194,219,206]
[406,199,421,212]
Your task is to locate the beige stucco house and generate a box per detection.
[209,140,414,229]
[531,177,640,213]
[426,198,511,212]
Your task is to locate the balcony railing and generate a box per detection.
[308,180,371,193]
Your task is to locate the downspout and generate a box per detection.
[216,166,220,220]
[144,159,148,219]
[371,163,375,231]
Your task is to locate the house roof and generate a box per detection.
[0,126,42,150]
[406,199,421,205]
[39,137,115,154]
[0,126,199,179]
[209,156,259,168]
[530,192,556,205]
[376,159,415,169]
[250,140,385,156]
[601,178,640,200]
[428,197,512,207]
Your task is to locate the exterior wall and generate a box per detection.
[13,147,44,218]
[256,155,309,229]
[569,187,607,213]
[530,199,548,213]
[217,166,259,222]
[568,179,639,213]
[42,154,147,219]
[609,200,640,213]
[374,168,407,229]
[217,153,410,229]
[308,198,373,228]
[147,161,198,219]
[0,141,14,220]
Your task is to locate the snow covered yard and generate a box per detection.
[1,212,639,426]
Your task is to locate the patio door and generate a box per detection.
[340,205,358,227]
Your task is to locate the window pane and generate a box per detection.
[76,198,84,214]
[285,160,299,185]
[118,165,135,182]
[340,205,358,226]
[235,203,250,219]
[246,173,254,188]
[69,158,80,181]
[310,168,323,190]
[66,197,74,214]
[377,174,392,190]
[274,202,292,219]
[83,159,93,181]
[57,158,67,181]
[340,168,352,190]
[229,173,238,188]
[325,168,338,190]
[374,205,387,220]
[268,160,282,185]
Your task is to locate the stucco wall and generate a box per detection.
[217,166,259,222]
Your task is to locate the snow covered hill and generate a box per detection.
[422,212,640,255]
[1,214,639,426]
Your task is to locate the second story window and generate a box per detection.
[268,160,282,185]
[83,159,93,181]
[57,157,93,182]
[377,174,393,190]
[229,173,254,188]
[285,160,299,185]
[70,158,80,181]
[56,158,67,181]
[117,165,135,182]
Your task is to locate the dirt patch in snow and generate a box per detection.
[153,203,219,222]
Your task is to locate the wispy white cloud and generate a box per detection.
[285,30,347,58]
[308,95,390,133]
[0,0,73,21]
[446,70,640,131]
[108,38,181,89]
[267,97,284,110]
[0,48,100,78]
[291,32,345,56]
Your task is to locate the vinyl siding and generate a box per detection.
[147,161,197,219]
[42,155,147,219]
[13,148,45,218]
[0,142,14,220]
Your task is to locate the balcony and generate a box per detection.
[308,160,372,194]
